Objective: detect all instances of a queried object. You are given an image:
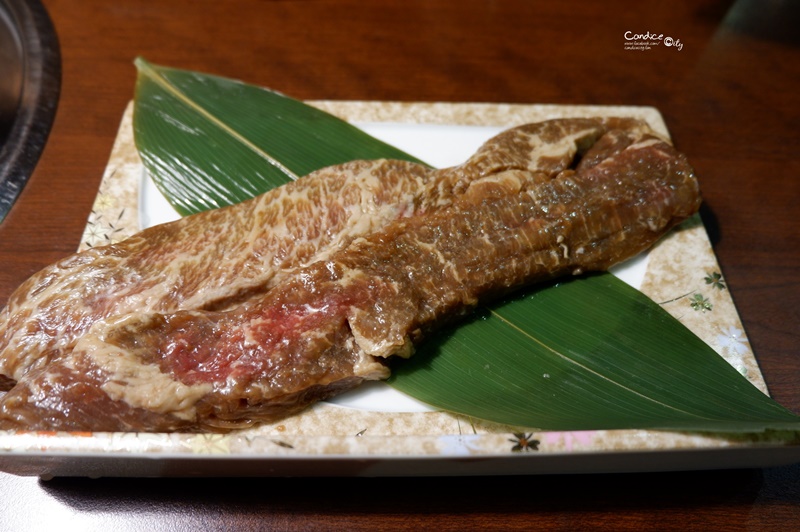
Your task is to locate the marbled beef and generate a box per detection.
[0,123,700,432]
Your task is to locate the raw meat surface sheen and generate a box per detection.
[0,118,620,390]
[0,120,701,432]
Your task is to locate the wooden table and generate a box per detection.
[2,0,799,529]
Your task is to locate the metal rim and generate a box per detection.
[0,0,62,223]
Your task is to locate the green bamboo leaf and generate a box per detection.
[132,59,800,433]
[388,274,800,431]
[133,57,425,215]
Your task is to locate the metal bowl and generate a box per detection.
[0,0,61,223]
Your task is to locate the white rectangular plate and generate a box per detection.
[1,101,798,478]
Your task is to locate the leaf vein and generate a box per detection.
[489,308,718,420]
[135,58,300,180]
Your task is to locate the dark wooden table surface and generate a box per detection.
[2,0,799,529]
